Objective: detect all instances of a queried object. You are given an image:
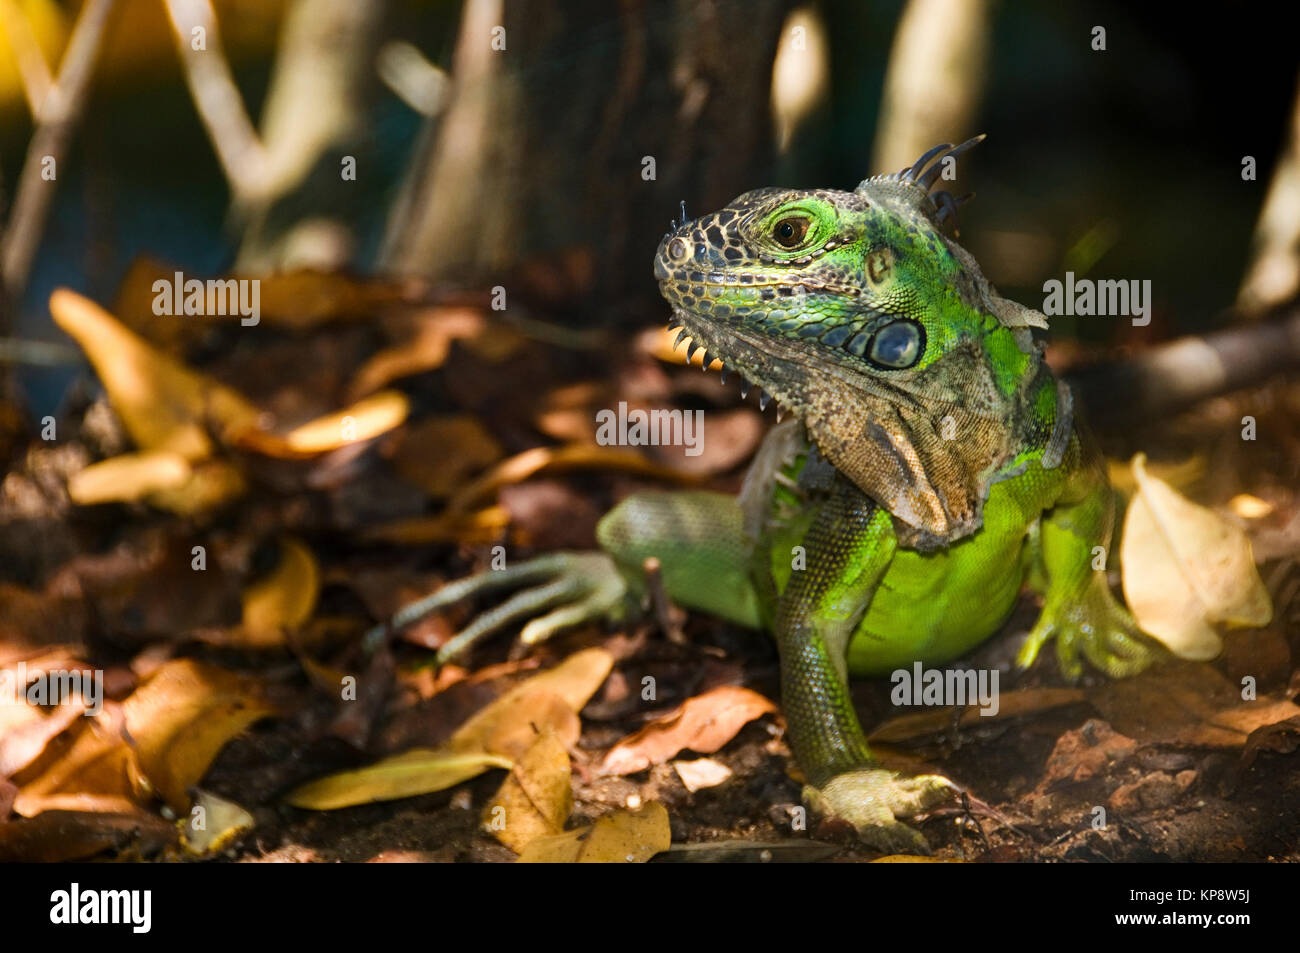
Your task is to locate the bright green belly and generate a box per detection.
[845,479,1037,676]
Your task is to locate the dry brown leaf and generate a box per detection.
[483,727,572,853]
[389,415,504,498]
[0,651,94,776]
[600,686,777,775]
[1121,453,1273,659]
[516,801,670,863]
[122,659,277,812]
[0,810,178,863]
[13,715,143,816]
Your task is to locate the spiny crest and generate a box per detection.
[856,134,986,234]
[857,134,1048,334]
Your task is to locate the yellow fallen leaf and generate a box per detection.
[447,648,613,759]
[452,691,581,762]
[240,537,321,647]
[49,289,261,460]
[285,750,513,810]
[143,459,247,515]
[123,659,277,812]
[516,801,671,863]
[1120,454,1273,659]
[67,450,191,504]
[280,390,410,455]
[483,727,572,853]
[287,650,610,810]
[871,855,964,863]
[361,505,511,545]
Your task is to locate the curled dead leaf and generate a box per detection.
[50,289,261,460]
[1121,453,1273,659]
[238,537,321,647]
[122,659,277,812]
[483,727,573,853]
[600,686,777,775]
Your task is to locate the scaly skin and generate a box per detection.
[378,138,1165,850]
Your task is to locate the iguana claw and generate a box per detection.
[1016,576,1165,680]
[804,769,957,854]
[365,552,628,664]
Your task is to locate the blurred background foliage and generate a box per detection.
[1,0,1297,419]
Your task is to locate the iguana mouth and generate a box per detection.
[664,306,814,422]
[673,274,865,298]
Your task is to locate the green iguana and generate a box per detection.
[376,136,1166,850]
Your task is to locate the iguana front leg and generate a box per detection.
[1017,437,1165,678]
[367,491,763,664]
[773,476,954,851]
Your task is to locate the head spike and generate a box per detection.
[917,134,986,191]
[902,142,952,182]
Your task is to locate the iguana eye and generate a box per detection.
[773,217,810,248]
[868,321,923,369]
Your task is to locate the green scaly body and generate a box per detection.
[600,137,1159,842]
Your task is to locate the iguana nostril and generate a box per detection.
[668,238,689,261]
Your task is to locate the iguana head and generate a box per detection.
[653,136,1053,548]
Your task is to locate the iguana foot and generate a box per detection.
[1016,578,1165,680]
[364,552,628,665]
[804,769,956,853]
